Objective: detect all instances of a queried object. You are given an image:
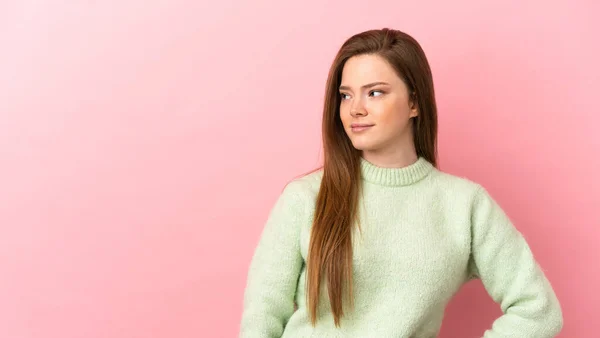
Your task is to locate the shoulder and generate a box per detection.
[427,168,484,198]
[282,167,323,202]
[430,169,508,222]
[262,169,322,228]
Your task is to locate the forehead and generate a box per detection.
[340,54,400,85]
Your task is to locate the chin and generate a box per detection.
[350,140,377,152]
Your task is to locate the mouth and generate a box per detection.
[351,124,374,132]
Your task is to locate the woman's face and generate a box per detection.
[339,53,418,157]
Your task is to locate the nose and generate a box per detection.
[350,96,366,116]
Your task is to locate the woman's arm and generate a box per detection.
[468,185,563,337]
[239,180,308,338]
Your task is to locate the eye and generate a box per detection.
[340,93,350,100]
[369,90,384,97]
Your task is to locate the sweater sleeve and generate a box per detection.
[468,185,563,338]
[239,180,308,338]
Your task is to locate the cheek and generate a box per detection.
[372,101,412,133]
[370,100,399,122]
[339,104,349,123]
[339,102,348,116]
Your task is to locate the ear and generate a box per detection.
[409,91,418,118]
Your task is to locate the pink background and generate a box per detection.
[1,1,598,337]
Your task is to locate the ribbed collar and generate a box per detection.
[360,156,434,186]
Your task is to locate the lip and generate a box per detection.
[351,124,374,132]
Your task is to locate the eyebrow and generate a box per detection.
[339,81,391,91]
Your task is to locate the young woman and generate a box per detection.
[239,28,563,337]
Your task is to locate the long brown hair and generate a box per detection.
[304,28,439,327]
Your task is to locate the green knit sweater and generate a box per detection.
[239,156,563,337]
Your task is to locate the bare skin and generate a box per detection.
[339,53,419,169]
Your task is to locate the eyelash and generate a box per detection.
[340,90,384,100]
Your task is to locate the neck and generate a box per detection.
[360,146,418,169]
[359,155,434,187]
